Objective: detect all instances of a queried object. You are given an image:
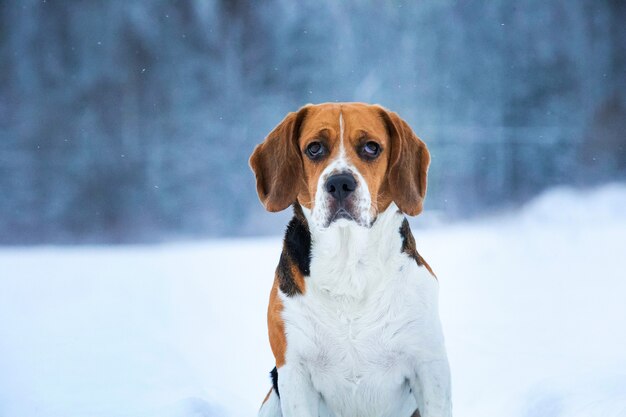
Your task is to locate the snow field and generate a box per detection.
[1,184,625,417]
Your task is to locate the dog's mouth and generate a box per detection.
[329,208,355,223]
[323,204,363,228]
[315,195,373,229]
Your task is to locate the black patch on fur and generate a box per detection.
[277,204,312,296]
[285,204,311,276]
[270,366,280,397]
[399,218,423,266]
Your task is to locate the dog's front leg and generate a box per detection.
[278,364,320,417]
[410,359,452,417]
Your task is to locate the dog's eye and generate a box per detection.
[305,142,326,160]
[361,141,381,159]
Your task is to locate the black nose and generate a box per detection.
[325,173,357,203]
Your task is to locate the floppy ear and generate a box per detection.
[380,109,431,216]
[249,107,309,212]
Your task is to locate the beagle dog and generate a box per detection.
[250,103,451,417]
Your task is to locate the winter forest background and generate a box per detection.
[1,0,625,243]
[2,2,626,417]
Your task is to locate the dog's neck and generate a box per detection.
[299,203,407,301]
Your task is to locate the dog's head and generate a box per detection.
[250,103,430,230]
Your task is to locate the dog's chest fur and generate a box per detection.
[280,206,441,417]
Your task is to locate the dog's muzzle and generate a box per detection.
[324,173,359,225]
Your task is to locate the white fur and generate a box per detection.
[275,205,451,417]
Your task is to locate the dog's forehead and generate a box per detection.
[299,104,341,138]
[341,105,388,139]
[300,103,388,140]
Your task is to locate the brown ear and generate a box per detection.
[249,107,309,212]
[380,109,431,216]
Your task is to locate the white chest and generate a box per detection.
[275,208,446,417]
[281,257,440,417]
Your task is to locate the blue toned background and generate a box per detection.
[1,2,626,417]
[1,0,624,243]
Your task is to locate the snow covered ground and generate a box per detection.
[1,184,626,417]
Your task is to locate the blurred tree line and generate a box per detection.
[0,0,624,243]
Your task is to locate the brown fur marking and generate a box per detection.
[261,388,272,406]
[400,218,437,279]
[249,107,309,212]
[267,278,287,367]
